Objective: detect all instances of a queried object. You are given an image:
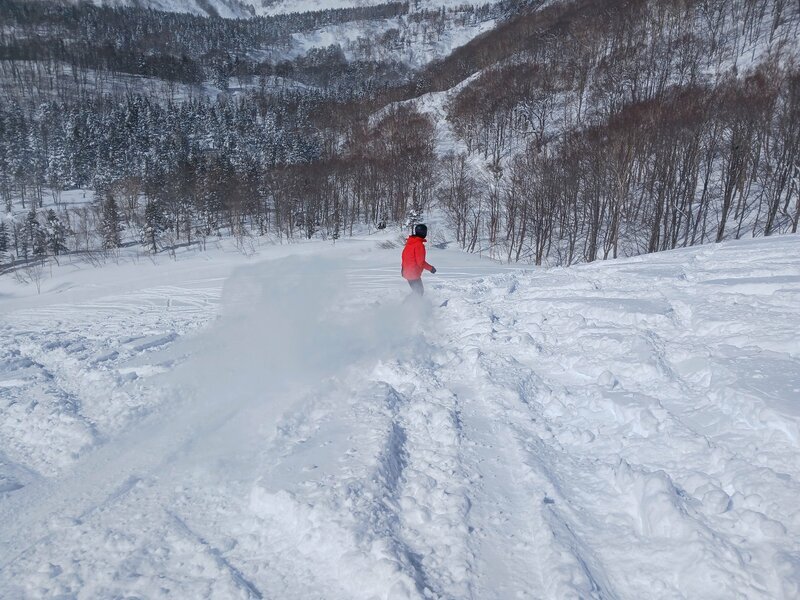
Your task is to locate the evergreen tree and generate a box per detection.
[24,207,37,241]
[23,207,42,258]
[102,194,123,250]
[33,226,48,259]
[0,221,9,265]
[45,209,68,256]
[16,222,28,261]
[142,199,164,253]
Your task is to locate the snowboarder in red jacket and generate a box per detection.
[401,223,436,296]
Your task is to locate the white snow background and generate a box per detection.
[1,231,799,598]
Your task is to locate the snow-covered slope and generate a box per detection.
[1,233,799,598]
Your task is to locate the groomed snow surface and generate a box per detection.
[1,232,799,599]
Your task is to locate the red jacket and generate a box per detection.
[401,235,433,280]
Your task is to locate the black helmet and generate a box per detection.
[414,223,428,238]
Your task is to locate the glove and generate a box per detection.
[430,266,437,274]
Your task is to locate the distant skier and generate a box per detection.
[401,223,436,296]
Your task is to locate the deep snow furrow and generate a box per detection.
[167,510,264,600]
[474,264,798,598]
[394,384,472,599]
[0,378,257,574]
[243,379,436,598]
[0,337,99,476]
[0,283,222,480]
[381,297,620,598]
[245,296,562,599]
[434,327,619,598]
[2,477,261,599]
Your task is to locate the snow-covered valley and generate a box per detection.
[1,232,799,598]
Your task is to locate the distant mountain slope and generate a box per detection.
[89,0,382,18]
[117,0,258,18]
[45,0,505,18]
[255,0,505,17]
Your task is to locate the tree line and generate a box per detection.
[1,0,799,272]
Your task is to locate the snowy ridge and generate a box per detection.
[1,234,799,597]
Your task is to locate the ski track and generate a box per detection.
[0,284,221,479]
[1,236,800,598]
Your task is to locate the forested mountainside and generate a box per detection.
[428,0,800,262]
[53,0,485,19]
[0,0,798,270]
